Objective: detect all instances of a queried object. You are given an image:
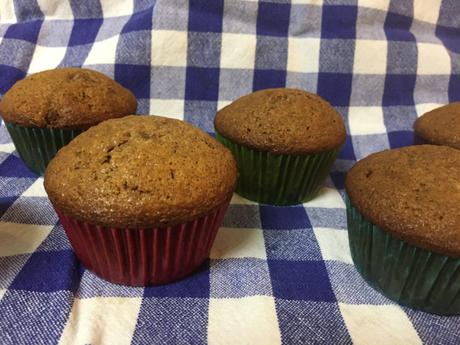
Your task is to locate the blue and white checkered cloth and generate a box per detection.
[1,0,459,344]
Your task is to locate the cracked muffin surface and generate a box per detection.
[0,67,136,128]
[44,115,237,228]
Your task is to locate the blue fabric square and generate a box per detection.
[12,0,43,21]
[330,171,347,191]
[185,67,220,101]
[325,261,391,304]
[210,258,272,298]
[116,31,151,66]
[69,0,103,18]
[383,105,418,132]
[122,7,154,33]
[405,308,460,345]
[77,270,144,298]
[132,297,208,345]
[1,197,58,225]
[0,177,35,198]
[0,254,30,288]
[0,39,36,72]
[321,5,357,39]
[10,250,81,293]
[3,20,42,43]
[449,75,460,102]
[115,64,150,99]
[0,196,17,218]
[352,133,390,161]
[143,261,209,298]
[387,130,414,149]
[68,18,103,46]
[264,229,322,261]
[222,204,261,229]
[317,72,353,106]
[253,69,286,91]
[188,0,224,33]
[276,300,352,344]
[260,205,310,230]
[384,12,414,41]
[60,44,92,66]
[187,32,222,68]
[257,2,290,37]
[36,224,72,252]
[382,74,416,106]
[0,290,73,345]
[0,155,38,178]
[184,100,218,132]
[436,25,460,54]
[269,260,335,301]
[338,136,356,160]
[255,36,288,70]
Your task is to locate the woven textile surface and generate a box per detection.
[0,0,459,344]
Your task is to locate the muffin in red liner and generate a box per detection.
[45,115,237,286]
[55,201,229,286]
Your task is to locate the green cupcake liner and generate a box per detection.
[346,196,460,315]
[6,122,84,175]
[216,132,340,205]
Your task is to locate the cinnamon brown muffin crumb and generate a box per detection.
[346,145,460,258]
[0,68,137,128]
[214,88,346,154]
[414,102,460,149]
[44,115,237,228]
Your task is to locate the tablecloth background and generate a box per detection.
[0,0,459,344]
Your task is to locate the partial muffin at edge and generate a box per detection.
[414,102,460,149]
[346,144,460,258]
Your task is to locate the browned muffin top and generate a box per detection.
[346,145,460,258]
[414,102,460,149]
[44,115,237,228]
[0,68,137,128]
[214,88,346,154]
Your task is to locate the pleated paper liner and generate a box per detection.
[54,200,230,286]
[216,132,340,205]
[5,122,84,175]
[346,196,460,315]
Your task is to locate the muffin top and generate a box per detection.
[0,68,137,128]
[346,145,460,258]
[214,88,346,154]
[44,115,237,228]
[414,102,460,149]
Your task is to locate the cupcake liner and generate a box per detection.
[346,196,460,315]
[216,132,340,205]
[54,200,230,286]
[5,122,83,175]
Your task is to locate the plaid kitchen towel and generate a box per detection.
[0,0,459,344]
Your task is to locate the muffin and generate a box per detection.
[214,88,346,205]
[345,145,460,315]
[0,67,137,174]
[414,102,460,148]
[44,115,237,286]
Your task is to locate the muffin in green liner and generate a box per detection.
[346,145,460,315]
[6,123,83,175]
[215,88,346,205]
[216,132,340,205]
[0,67,137,175]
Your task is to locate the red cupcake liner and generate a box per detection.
[55,201,230,286]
